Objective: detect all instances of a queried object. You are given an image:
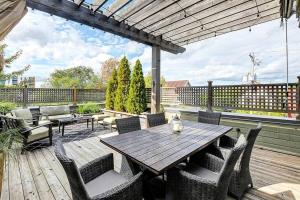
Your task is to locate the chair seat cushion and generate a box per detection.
[92,114,109,121]
[103,117,118,124]
[186,163,219,183]
[85,170,128,197]
[28,127,49,142]
[47,114,73,121]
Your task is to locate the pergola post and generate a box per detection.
[207,81,213,112]
[297,76,300,120]
[151,45,161,114]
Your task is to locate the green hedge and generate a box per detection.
[0,102,16,115]
[77,103,101,114]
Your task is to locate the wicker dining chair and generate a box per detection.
[55,140,143,200]
[197,111,222,125]
[166,134,247,200]
[116,116,141,177]
[218,124,262,199]
[147,113,166,128]
[116,116,141,134]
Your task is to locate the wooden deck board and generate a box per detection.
[1,134,300,200]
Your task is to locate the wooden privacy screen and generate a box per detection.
[0,88,105,105]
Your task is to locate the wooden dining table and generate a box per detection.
[100,120,232,175]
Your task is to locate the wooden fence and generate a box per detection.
[0,87,105,106]
[146,78,300,114]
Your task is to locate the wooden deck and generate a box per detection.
[1,132,300,200]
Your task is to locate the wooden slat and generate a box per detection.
[8,153,24,200]
[115,0,156,21]
[26,152,55,200]
[150,0,276,36]
[33,150,70,200]
[0,155,9,200]
[177,13,279,45]
[18,153,39,200]
[90,0,107,12]
[169,1,279,41]
[103,0,133,17]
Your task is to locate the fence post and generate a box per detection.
[22,85,28,108]
[207,81,213,112]
[297,76,300,120]
[72,87,77,105]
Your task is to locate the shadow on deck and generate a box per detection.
[1,124,300,200]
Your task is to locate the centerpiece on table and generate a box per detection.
[170,114,184,134]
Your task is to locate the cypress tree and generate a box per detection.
[114,56,131,111]
[126,59,147,114]
[105,67,118,110]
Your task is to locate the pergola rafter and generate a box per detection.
[90,0,108,13]
[104,0,133,18]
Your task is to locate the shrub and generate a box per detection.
[105,68,118,110]
[0,102,17,115]
[77,103,101,114]
[126,59,147,114]
[114,57,131,112]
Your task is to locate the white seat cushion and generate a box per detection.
[92,114,109,121]
[85,170,128,197]
[103,117,117,124]
[27,127,49,142]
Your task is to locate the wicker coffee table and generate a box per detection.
[57,116,94,136]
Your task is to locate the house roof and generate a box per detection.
[165,80,190,87]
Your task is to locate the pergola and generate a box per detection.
[2,0,299,113]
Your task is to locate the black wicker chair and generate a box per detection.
[198,110,221,125]
[147,113,166,128]
[166,135,247,200]
[116,116,141,134]
[54,140,143,200]
[217,124,262,199]
[116,116,141,177]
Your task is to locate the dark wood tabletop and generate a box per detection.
[100,120,232,175]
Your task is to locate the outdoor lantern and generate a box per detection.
[170,114,183,133]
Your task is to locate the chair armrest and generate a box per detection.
[92,171,143,200]
[219,135,237,148]
[21,122,53,136]
[80,153,114,183]
[199,153,224,173]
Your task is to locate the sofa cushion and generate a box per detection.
[27,127,49,142]
[85,170,128,197]
[40,105,70,116]
[47,114,72,121]
[12,109,32,121]
[92,114,109,121]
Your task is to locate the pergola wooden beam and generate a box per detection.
[26,0,185,54]
[73,0,84,7]
[177,13,280,45]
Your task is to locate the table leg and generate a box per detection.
[92,118,94,131]
[58,122,61,133]
[87,119,89,128]
[62,124,65,136]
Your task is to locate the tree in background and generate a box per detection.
[126,60,147,114]
[144,71,166,88]
[0,43,30,85]
[45,66,103,89]
[100,58,119,85]
[105,68,118,110]
[114,56,131,111]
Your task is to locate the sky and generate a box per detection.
[3,9,300,87]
